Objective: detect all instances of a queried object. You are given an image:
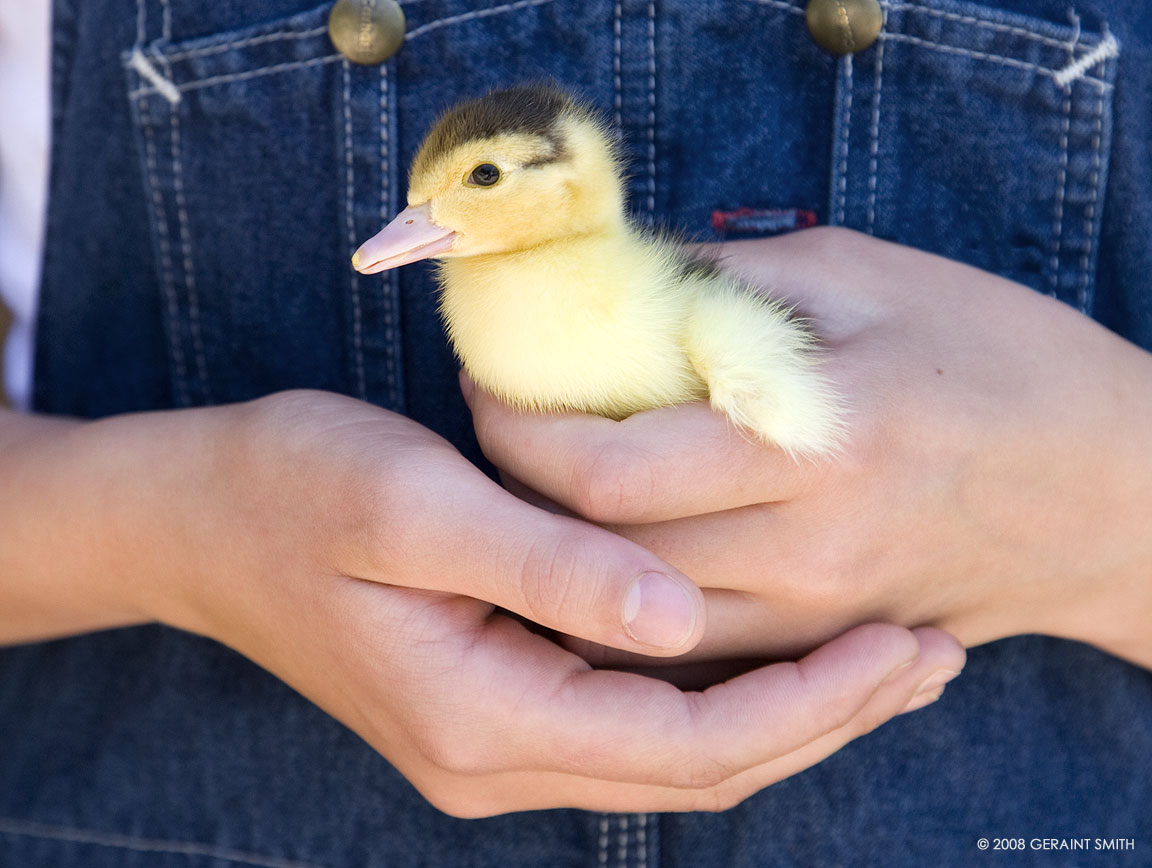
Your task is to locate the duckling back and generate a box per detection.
[682,271,845,458]
[438,232,708,418]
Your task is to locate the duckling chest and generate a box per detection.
[438,255,702,414]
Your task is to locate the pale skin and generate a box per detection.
[467,228,1152,674]
[0,357,962,816]
[9,224,1145,816]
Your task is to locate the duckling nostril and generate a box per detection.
[405,220,414,225]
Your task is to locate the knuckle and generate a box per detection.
[692,785,750,813]
[517,532,598,628]
[810,671,869,733]
[571,440,656,522]
[775,538,865,605]
[418,730,501,778]
[669,759,732,791]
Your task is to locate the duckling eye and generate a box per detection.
[467,163,501,187]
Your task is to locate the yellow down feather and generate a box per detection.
[400,87,846,458]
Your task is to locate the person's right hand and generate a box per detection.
[3,390,964,815]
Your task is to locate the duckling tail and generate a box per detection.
[684,281,847,460]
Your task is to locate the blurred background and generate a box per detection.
[1,299,10,406]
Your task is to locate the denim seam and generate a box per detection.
[380,61,403,410]
[1050,16,1078,297]
[612,0,622,130]
[0,818,332,868]
[1053,33,1118,87]
[834,53,853,225]
[379,64,396,405]
[1078,83,1105,312]
[161,0,171,42]
[380,67,389,229]
[1052,88,1071,297]
[866,3,888,234]
[342,60,368,401]
[405,0,556,40]
[133,0,557,98]
[164,51,213,404]
[129,48,182,104]
[879,32,1112,89]
[885,2,1090,51]
[153,0,551,63]
[637,813,648,868]
[617,814,629,868]
[136,78,191,406]
[646,0,656,218]
[163,25,330,62]
[747,0,804,16]
[598,814,610,867]
[130,54,342,98]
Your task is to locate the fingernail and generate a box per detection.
[916,669,960,695]
[878,657,917,687]
[622,572,698,649]
[900,687,945,714]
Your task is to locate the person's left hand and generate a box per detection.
[464,228,1152,674]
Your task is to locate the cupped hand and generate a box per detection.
[15,389,963,815]
[466,228,1152,671]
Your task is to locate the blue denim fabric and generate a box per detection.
[4,0,1152,865]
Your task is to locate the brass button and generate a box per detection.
[805,0,882,55]
[328,0,406,65]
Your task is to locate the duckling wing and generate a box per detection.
[683,276,845,458]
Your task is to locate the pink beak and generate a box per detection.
[351,203,458,274]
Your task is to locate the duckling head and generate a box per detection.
[353,85,626,273]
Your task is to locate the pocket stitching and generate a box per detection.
[136,80,192,407]
[879,31,1114,89]
[747,0,804,16]
[131,0,561,99]
[341,60,369,402]
[833,55,854,225]
[161,49,214,403]
[888,2,1091,51]
[164,24,330,63]
[865,3,889,233]
[130,54,342,99]
[406,0,556,39]
[1077,84,1106,311]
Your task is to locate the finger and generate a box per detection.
[561,586,855,668]
[489,621,922,787]
[499,469,577,518]
[464,374,819,525]
[381,464,706,656]
[438,627,963,815]
[713,627,965,788]
[422,627,961,815]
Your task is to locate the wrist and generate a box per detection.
[0,410,150,642]
[1040,336,1152,669]
[0,404,235,644]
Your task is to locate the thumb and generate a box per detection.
[409,474,705,657]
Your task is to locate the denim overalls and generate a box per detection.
[2,0,1150,865]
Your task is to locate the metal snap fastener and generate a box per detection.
[328,0,406,65]
[805,0,883,55]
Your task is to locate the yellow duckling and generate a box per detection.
[353,85,844,457]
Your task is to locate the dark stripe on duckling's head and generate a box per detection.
[412,85,593,179]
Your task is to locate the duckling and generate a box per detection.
[353,85,844,457]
